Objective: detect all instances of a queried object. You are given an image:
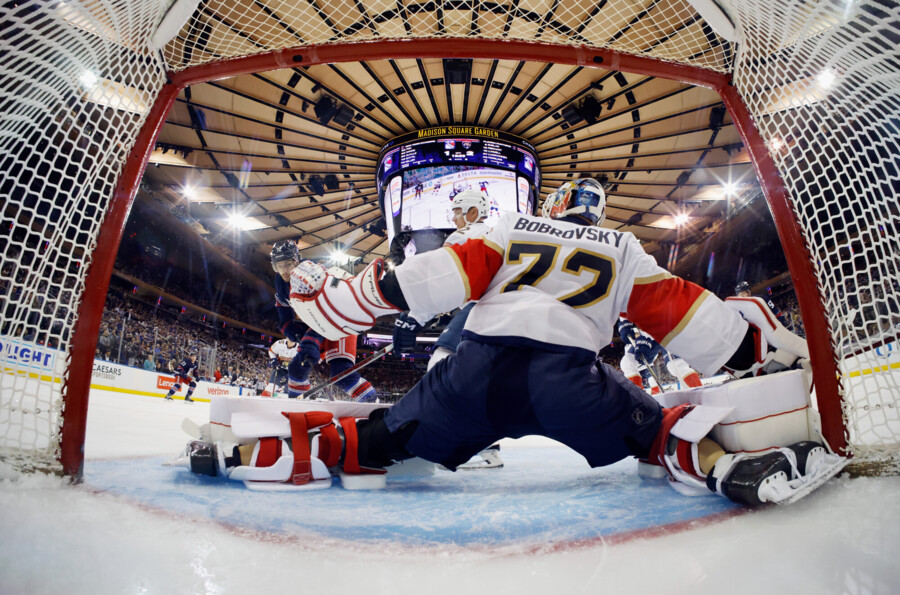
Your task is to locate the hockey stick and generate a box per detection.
[302,343,394,400]
[627,337,666,393]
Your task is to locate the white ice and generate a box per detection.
[1,390,899,595]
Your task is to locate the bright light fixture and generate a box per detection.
[723,182,739,196]
[330,250,353,265]
[228,212,247,228]
[674,213,690,226]
[79,73,150,114]
[817,68,837,89]
[79,70,99,89]
[226,211,267,231]
[182,186,196,200]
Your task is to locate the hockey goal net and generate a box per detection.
[1,0,897,478]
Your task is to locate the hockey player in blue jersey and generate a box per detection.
[617,317,703,393]
[164,353,199,402]
[271,241,376,401]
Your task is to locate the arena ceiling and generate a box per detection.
[139,1,762,272]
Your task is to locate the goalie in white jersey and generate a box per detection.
[285,178,843,505]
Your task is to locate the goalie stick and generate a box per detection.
[303,343,394,400]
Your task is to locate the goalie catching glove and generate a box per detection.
[722,296,810,378]
[290,259,402,340]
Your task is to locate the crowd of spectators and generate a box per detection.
[97,290,273,392]
[114,261,271,328]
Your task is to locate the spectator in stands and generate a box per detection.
[143,354,156,371]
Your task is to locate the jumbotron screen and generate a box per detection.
[377,127,540,249]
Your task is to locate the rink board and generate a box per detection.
[84,445,739,550]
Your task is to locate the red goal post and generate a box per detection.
[2,0,897,479]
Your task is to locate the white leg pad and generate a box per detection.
[657,370,815,453]
[338,470,387,490]
[386,457,436,477]
[229,439,333,491]
[230,411,292,439]
[671,406,734,443]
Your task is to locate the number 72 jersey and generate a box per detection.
[395,212,747,376]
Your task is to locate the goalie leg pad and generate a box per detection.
[646,404,734,495]
[338,416,387,490]
[227,412,336,490]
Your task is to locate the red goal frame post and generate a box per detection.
[61,38,844,478]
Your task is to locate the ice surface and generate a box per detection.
[1,390,899,594]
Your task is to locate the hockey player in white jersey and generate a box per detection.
[393,189,502,468]
[278,177,844,506]
[393,190,493,370]
[263,338,298,396]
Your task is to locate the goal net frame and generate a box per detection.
[2,1,896,480]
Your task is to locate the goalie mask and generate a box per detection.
[542,178,606,226]
[271,240,300,273]
[450,190,491,221]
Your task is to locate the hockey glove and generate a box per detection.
[290,259,402,340]
[632,335,656,365]
[617,318,636,346]
[393,312,425,354]
[299,332,323,364]
[281,319,306,343]
[722,297,809,378]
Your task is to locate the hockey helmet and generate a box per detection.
[735,281,752,296]
[270,240,300,272]
[450,190,491,221]
[542,178,606,226]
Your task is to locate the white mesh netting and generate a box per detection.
[161,0,733,74]
[1,0,897,474]
[1,0,168,472]
[727,0,900,466]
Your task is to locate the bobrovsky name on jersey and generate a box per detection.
[514,217,624,247]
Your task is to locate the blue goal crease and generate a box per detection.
[84,447,738,547]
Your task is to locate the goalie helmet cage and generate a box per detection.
[1,0,897,479]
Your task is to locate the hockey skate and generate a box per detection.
[455,444,504,470]
[164,395,173,400]
[706,441,848,506]
[184,395,194,403]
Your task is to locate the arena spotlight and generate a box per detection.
[329,249,352,266]
[79,70,99,89]
[227,211,249,228]
[674,213,690,227]
[816,68,837,90]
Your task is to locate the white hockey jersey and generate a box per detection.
[394,212,748,376]
[268,339,298,363]
[443,221,490,246]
